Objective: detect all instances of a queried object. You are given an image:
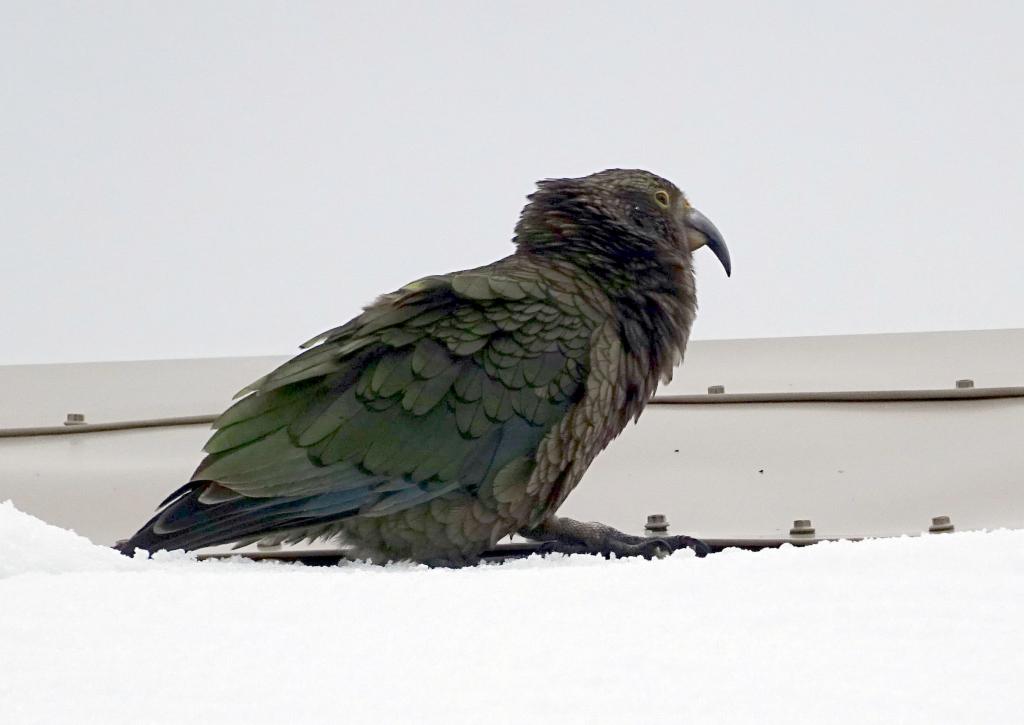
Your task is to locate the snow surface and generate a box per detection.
[1,500,1022,724]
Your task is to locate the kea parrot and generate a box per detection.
[116,169,731,565]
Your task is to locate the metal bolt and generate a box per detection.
[645,513,669,535]
[955,379,974,389]
[707,385,725,395]
[64,413,86,426]
[789,519,815,536]
[929,515,955,534]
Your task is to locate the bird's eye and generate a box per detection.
[653,190,671,209]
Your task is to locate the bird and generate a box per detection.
[116,169,731,566]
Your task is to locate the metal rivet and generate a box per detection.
[64,413,86,426]
[645,513,669,534]
[929,515,954,533]
[707,385,725,395]
[789,519,815,536]
[955,379,974,389]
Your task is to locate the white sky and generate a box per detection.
[2,1,1023,365]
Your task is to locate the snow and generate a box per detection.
[1,501,1022,724]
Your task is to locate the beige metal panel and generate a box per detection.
[0,356,284,428]
[3,329,1022,428]
[567,398,1024,539]
[2,396,1021,547]
[663,328,1024,394]
[0,427,206,545]
[1,329,1021,547]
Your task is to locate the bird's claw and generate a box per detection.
[522,518,710,561]
[532,534,709,560]
[638,538,672,559]
[639,535,710,559]
[535,540,591,557]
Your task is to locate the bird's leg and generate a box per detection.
[520,516,710,559]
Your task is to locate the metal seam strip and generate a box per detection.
[1,386,1022,439]
[652,386,1024,404]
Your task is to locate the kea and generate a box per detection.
[116,169,731,565]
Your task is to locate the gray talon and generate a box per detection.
[522,517,710,561]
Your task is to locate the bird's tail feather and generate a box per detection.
[113,481,372,556]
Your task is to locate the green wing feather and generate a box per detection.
[156,264,596,547]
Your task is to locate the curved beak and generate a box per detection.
[686,208,731,277]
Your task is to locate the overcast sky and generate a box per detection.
[2,1,1022,365]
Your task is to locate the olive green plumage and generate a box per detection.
[117,169,730,564]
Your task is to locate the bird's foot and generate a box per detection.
[522,517,709,560]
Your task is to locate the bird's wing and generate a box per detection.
[121,266,596,552]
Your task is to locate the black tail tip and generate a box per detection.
[112,538,142,557]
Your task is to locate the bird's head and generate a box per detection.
[513,168,731,277]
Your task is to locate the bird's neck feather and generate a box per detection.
[515,211,697,396]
